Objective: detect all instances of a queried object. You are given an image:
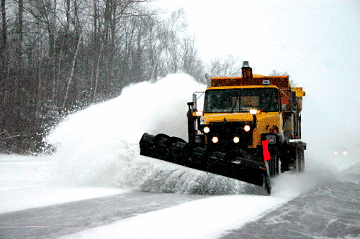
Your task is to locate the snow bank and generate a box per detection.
[0,186,128,214]
[0,155,128,213]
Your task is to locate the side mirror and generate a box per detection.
[192,93,197,110]
[205,74,211,87]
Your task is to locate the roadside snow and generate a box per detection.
[0,186,128,214]
[0,155,128,214]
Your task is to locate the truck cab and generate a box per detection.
[200,85,282,151]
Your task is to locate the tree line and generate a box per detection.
[0,0,245,154]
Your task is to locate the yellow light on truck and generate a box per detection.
[233,137,240,143]
[203,126,210,134]
[244,125,251,132]
[212,136,219,143]
[192,111,203,117]
[250,109,261,115]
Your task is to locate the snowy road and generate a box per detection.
[222,165,360,239]
[1,155,359,239]
[0,191,205,239]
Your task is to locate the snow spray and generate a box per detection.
[45,74,255,194]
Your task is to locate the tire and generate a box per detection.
[268,147,281,177]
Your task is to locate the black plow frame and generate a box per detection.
[139,133,271,194]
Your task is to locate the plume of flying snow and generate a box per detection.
[46,73,255,194]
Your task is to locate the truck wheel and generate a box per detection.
[269,147,280,177]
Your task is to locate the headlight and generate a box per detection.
[265,135,276,144]
[212,136,219,143]
[203,126,210,134]
[244,125,251,132]
[233,136,240,144]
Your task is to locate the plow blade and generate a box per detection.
[140,133,269,190]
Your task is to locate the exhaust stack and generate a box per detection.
[242,61,253,80]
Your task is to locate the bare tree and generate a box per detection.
[0,0,6,77]
[169,9,187,72]
[62,33,81,108]
[0,0,7,88]
[208,55,242,77]
[269,70,289,76]
[0,1,206,153]
[0,0,8,137]
[180,35,204,80]
[269,70,295,86]
[14,0,24,132]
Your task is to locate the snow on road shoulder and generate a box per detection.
[0,155,129,214]
[0,187,129,214]
[60,194,288,239]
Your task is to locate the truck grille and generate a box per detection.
[206,121,253,152]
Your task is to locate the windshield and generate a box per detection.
[204,88,279,113]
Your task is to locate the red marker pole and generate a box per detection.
[262,140,271,177]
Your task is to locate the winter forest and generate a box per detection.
[0,0,244,153]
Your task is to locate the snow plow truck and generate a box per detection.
[139,61,306,195]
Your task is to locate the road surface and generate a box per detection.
[1,160,359,239]
[222,166,360,238]
[0,192,205,239]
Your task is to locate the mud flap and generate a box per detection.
[140,133,269,191]
[263,161,271,195]
[288,141,306,173]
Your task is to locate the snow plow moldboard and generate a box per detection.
[139,133,269,190]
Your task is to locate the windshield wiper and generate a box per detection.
[231,96,239,113]
[231,90,241,113]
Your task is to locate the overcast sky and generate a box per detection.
[151,0,360,159]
